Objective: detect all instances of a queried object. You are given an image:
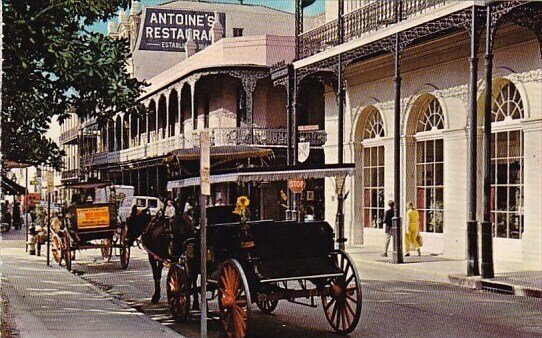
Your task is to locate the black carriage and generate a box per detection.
[52,203,130,271]
[166,206,362,337]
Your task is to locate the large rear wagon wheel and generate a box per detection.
[167,263,191,323]
[321,251,362,334]
[52,234,63,265]
[218,259,252,338]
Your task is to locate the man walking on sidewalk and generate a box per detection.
[381,200,395,257]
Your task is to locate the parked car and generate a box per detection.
[118,196,163,222]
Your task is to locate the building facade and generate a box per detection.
[290,0,542,270]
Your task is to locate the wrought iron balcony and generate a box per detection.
[61,169,80,181]
[89,127,327,166]
[299,0,448,59]
[59,127,79,145]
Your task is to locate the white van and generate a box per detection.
[95,185,135,205]
[118,196,163,222]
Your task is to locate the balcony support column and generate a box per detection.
[178,85,183,136]
[155,100,159,141]
[392,29,404,264]
[286,64,295,166]
[295,0,304,60]
[481,4,495,279]
[467,5,481,277]
[241,78,257,144]
[190,80,197,130]
[165,94,170,139]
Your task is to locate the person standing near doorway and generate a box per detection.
[381,200,395,257]
[405,201,421,257]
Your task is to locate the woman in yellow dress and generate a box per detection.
[405,202,421,256]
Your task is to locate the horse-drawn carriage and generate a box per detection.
[52,203,130,271]
[164,206,362,337]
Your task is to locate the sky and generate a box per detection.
[91,0,325,33]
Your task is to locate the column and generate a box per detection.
[481,5,494,278]
[242,77,257,144]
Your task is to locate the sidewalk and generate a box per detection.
[0,230,182,338]
[346,244,542,298]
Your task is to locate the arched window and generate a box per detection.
[492,82,524,122]
[491,81,524,239]
[417,97,445,132]
[361,108,385,229]
[362,108,384,139]
[415,96,445,233]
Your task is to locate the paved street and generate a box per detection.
[3,231,540,338]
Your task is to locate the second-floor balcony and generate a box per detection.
[61,169,80,181]
[59,127,79,145]
[88,127,327,167]
[299,0,450,59]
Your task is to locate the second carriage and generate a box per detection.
[52,202,130,271]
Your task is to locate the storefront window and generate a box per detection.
[415,97,444,233]
[362,108,385,228]
[491,82,524,239]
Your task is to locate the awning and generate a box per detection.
[165,145,273,163]
[167,164,355,190]
[2,160,32,170]
[62,180,113,189]
[1,176,27,195]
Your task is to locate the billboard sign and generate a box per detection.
[139,8,226,52]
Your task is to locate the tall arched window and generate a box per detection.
[361,108,385,229]
[415,96,445,233]
[491,81,524,239]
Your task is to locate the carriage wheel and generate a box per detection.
[218,259,252,338]
[167,263,191,322]
[52,234,63,265]
[256,299,278,314]
[119,224,130,269]
[321,251,362,334]
[63,236,72,272]
[101,238,113,262]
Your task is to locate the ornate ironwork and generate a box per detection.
[299,0,448,59]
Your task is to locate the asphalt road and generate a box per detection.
[63,245,542,338]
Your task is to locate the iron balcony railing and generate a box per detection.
[59,127,79,145]
[61,169,80,181]
[299,0,448,58]
[89,127,327,166]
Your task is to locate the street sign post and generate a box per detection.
[199,130,210,338]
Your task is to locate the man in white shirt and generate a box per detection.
[164,199,176,219]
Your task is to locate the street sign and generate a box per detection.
[46,171,54,193]
[200,130,211,196]
[288,178,306,194]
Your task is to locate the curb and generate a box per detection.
[448,274,542,299]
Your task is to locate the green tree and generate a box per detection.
[1,0,146,170]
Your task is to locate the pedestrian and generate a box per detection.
[164,199,176,219]
[381,200,395,257]
[2,200,12,229]
[405,201,421,257]
[13,200,21,230]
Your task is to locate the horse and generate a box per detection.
[126,209,195,304]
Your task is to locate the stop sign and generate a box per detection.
[288,178,306,194]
